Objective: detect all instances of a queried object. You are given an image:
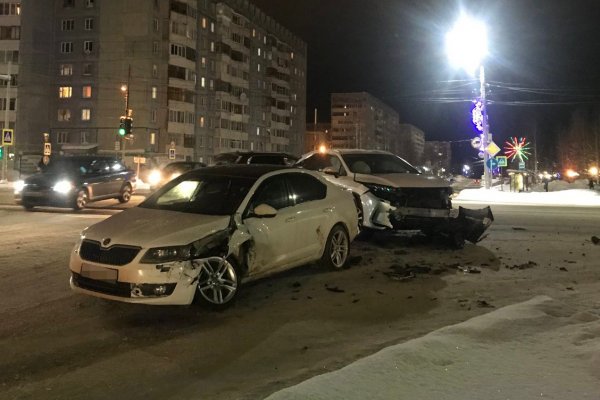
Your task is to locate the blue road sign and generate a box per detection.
[486,157,499,170]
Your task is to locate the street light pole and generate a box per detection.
[0,61,11,183]
[480,65,492,189]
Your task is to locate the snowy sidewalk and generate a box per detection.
[455,187,600,207]
[266,296,600,400]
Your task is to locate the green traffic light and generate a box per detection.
[118,128,126,136]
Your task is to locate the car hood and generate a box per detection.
[26,172,79,186]
[83,207,231,248]
[354,173,450,189]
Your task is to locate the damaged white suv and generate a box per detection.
[297,149,493,246]
[69,165,359,307]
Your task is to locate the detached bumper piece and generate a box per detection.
[389,206,494,247]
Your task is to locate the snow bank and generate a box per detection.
[266,296,600,400]
[455,187,600,206]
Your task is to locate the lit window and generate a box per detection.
[82,86,92,98]
[201,57,206,68]
[258,48,261,56]
[59,86,72,98]
[202,18,207,29]
[200,116,205,127]
[81,109,91,121]
[257,63,261,72]
[291,52,294,60]
[152,86,158,99]
[150,132,156,145]
[210,22,215,32]
[256,127,260,136]
[210,41,215,52]
[201,77,206,88]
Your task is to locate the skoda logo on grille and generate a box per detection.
[102,238,111,247]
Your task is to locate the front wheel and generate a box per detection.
[193,257,241,310]
[118,184,132,203]
[72,189,88,210]
[320,224,350,270]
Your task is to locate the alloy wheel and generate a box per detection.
[329,229,349,268]
[196,257,238,305]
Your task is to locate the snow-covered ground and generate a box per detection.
[267,295,600,400]
[455,179,600,207]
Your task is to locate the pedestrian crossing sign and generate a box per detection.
[2,128,13,145]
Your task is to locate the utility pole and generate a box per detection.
[0,61,11,183]
[533,120,538,177]
[480,66,492,189]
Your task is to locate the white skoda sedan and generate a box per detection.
[69,165,359,308]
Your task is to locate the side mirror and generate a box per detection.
[254,203,277,218]
[322,166,339,178]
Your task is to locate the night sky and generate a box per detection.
[251,0,600,168]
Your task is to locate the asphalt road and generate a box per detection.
[1,202,599,399]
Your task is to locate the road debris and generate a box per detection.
[457,265,481,274]
[592,236,600,245]
[476,299,495,308]
[506,261,537,270]
[325,286,345,293]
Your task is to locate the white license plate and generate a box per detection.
[80,263,118,281]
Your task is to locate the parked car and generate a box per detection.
[296,149,493,246]
[15,156,136,211]
[146,161,206,189]
[213,151,298,166]
[69,165,359,308]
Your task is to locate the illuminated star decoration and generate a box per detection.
[471,99,484,133]
[504,137,531,162]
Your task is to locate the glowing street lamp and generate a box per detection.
[446,13,493,189]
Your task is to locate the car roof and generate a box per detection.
[216,151,298,159]
[187,164,291,179]
[327,149,393,155]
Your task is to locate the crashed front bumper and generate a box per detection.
[69,249,199,305]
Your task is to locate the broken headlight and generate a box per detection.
[361,182,397,203]
[140,230,229,264]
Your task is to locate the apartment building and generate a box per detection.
[17,0,306,164]
[330,92,399,152]
[0,1,19,133]
[397,123,425,165]
[423,140,452,173]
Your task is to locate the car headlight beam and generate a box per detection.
[52,180,74,194]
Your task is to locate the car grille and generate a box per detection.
[79,239,141,266]
[72,273,131,297]
[372,187,452,209]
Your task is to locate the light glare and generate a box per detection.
[446,14,488,74]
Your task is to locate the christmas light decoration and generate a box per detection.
[471,99,484,132]
[504,137,531,162]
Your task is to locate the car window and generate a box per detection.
[110,161,125,172]
[248,175,289,211]
[89,159,110,174]
[341,154,419,174]
[297,154,346,175]
[248,155,285,165]
[286,173,327,205]
[140,175,255,215]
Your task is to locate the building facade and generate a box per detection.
[423,140,451,174]
[17,0,306,166]
[330,92,399,152]
[0,1,19,136]
[397,123,425,165]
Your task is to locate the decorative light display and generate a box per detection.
[504,137,531,162]
[471,99,484,132]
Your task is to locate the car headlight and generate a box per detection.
[14,180,25,194]
[52,180,74,194]
[140,230,229,264]
[140,245,192,264]
[148,170,162,186]
[361,182,396,194]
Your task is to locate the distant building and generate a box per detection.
[304,122,330,153]
[397,123,425,165]
[330,92,399,152]
[423,141,452,173]
[0,1,19,133]
[16,0,307,165]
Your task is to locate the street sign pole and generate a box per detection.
[0,61,10,183]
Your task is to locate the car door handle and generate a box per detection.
[323,207,334,213]
[285,216,296,223]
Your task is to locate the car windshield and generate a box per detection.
[42,158,93,175]
[140,174,256,215]
[342,154,419,175]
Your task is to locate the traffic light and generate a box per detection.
[118,116,133,137]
